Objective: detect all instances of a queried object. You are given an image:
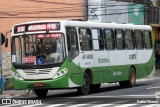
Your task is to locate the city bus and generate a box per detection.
[10,20,155,97]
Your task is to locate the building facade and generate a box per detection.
[0,0,83,78]
[88,0,144,24]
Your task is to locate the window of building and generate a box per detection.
[135,30,144,49]
[104,29,115,50]
[124,30,135,49]
[79,28,92,50]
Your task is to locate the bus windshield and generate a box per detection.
[11,33,65,65]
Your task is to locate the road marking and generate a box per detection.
[156,104,160,107]
[141,104,156,107]
[112,100,130,104]
[67,104,89,107]
[147,87,160,89]
[67,101,101,107]
[92,104,113,107]
[0,104,22,107]
[45,104,66,107]
[21,104,42,107]
[137,77,159,82]
[120,95,155,97]
[114,104,137,107]
[88,101,102,104]
[79,94,154,98]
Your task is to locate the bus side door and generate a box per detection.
[66,27,82,86]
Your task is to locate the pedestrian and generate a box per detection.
[0,75,6,91]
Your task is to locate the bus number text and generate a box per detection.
[129,54,136,60]
[82,54,93,59]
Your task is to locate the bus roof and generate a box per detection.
[13,20,152,31]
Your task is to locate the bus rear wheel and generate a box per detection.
[119,67,136,88]
[127,67,136,87]
[77,72,90,95]
[34,89,48,98]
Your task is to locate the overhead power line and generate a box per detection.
[0,0,146,18]
[0,8,145,18]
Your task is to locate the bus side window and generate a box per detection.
[104,29,115,50]
[91,29,104,50]
[143,31,152,49]
[98,29,104,49]
[79,28,92,50]
[124,30,134,49]
[135,30,144,49]
[115,29,124,50]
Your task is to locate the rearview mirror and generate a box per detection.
[5,38,8,47]
[4,30,12,47]
[0,33,5,45]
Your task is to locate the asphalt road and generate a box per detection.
[1,77,160,107]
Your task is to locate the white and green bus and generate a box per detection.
[11,20,155,97]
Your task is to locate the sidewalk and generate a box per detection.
[0,90,24,98]
[0,69,160,98]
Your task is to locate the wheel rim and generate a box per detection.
[82,77,89,90]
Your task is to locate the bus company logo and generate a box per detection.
[2,99,12,104]
[129,54,136,60]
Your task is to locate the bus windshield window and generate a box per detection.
[11,33,65,65]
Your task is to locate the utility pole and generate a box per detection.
[144,0,152,25]
[83,0,88,21]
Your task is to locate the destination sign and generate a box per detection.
[14,22,60,34]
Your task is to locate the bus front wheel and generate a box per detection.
[34,89,48,97]
[77,72,90,95]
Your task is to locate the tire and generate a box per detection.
[126,67,136,87]
[119,67,136,88]
[77,73,90,95]
[34,89,48,98]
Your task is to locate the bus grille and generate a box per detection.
[23,68,52,75]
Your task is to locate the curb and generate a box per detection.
[0,93,21,99]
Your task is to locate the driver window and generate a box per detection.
[66,27,79,60]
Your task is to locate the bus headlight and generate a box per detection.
[53,68,68,79]
[12,72,24,80]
